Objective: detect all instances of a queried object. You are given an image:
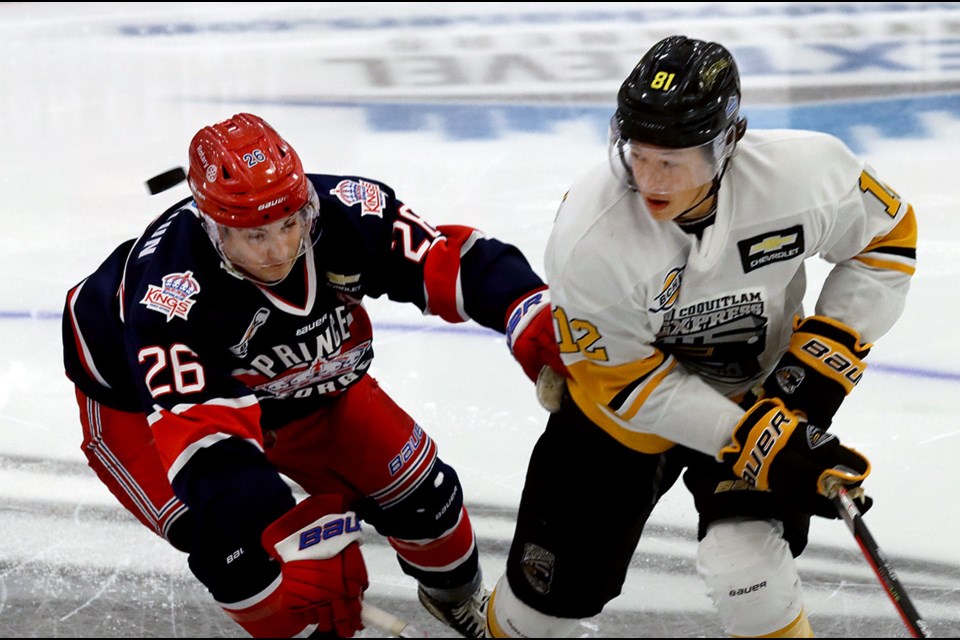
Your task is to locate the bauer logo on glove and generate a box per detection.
[298,513,362,555]
[720,397,872,519]
[261,495,370,638]
[760,315,872,427]
[268,504,363,563]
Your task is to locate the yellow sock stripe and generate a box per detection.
[731,608,813,637]
[485,587,509,638]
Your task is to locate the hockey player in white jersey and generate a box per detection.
[486,35,917,638]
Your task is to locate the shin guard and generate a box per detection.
[697,518,811,637]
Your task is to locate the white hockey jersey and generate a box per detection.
[546,129,917,457]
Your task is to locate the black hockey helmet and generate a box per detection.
[614,35,744,148]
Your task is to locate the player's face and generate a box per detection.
[219,212,306,283]
[638,181,715,222]
[628,142,717,218]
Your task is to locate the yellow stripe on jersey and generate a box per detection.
[566,352,677,454]
[854,204,917,275]
[853,255,916,275]
[862,204,917,252]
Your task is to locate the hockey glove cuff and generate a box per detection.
[261,495,369,638]
[506,286,569,384]
[754,315,871,428]
[221,584,310,638]
[720,398,873,518]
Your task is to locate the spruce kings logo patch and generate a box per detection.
[330,179,386,217]
[140,270,201,321]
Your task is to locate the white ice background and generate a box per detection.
[1,3,959,637]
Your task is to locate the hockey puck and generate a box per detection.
[146,167,187,195]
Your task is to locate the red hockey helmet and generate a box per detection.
[187,113,310,228]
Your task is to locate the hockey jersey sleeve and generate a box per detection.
[811,162,917,342]
[420,222,546,329]
[317,175,546,332]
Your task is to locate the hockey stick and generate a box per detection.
[362,602,427,638]
[830,484,931,638]
[307,602,428,638]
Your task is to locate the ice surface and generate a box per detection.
[1,3,958,637]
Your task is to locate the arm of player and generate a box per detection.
[752,165,916,428]
[815,164,917,343]
[421,224,549,329]
[418,223,568,385]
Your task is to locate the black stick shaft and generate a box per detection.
[833,487,931,638]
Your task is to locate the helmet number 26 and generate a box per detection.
[243,149,267,168]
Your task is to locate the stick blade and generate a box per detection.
[146,167,187,195]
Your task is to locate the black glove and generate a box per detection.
[720,398,873,518]
[752,315,871,428]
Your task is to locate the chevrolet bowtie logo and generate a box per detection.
[737,225,805,274]
[750,233,798,254]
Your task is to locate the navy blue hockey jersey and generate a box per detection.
[63,173,543,481]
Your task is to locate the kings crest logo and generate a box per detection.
[737,225,804,273]
[330,179,387,217]
[140,270,201,321]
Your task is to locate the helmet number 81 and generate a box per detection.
[243,149,267,168]
[650,71,675,91]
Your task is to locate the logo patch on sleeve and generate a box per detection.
[737,225,804,273]
[140,270,201,321]
[330,179,386,217]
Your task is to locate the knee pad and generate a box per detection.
[366,457,464,540]
[487,574,582,638]
[165,508,197,553]
[366,458,479,590]
[697,518,809,637]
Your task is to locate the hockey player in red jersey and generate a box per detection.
[485,36,917,637]
[62,113,564,638]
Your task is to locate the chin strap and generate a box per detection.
[672,156,731,221]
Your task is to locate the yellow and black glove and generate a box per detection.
[720,398,872,519]
[752,315,872,428]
